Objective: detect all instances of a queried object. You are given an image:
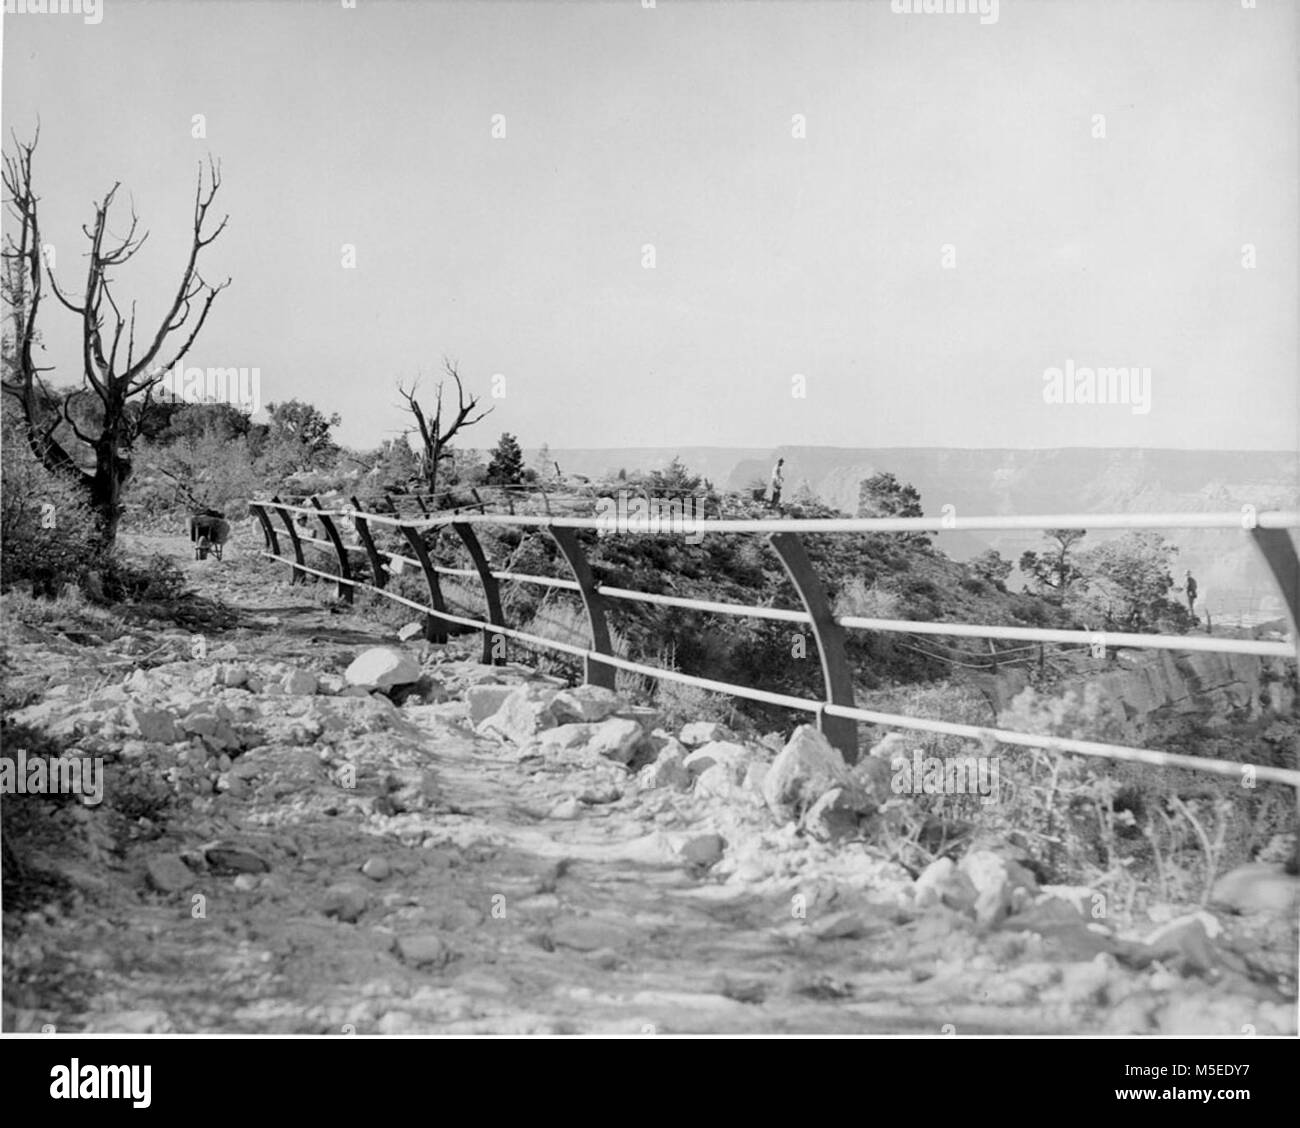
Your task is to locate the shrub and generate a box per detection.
[834,577,903,621]
[96,552,190,603]
[1,423,104,595]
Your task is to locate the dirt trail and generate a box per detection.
[3,530,1296,1035]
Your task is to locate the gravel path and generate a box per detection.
[3,527,1295,1035]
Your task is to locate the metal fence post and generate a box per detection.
[311,497,353,604]
[453,522,506,665]
[270,496,306,584]
[767,530,859,762]
[1248,526,1300,872]
[549,525,616,690]
[249,502,280,556]
[399,523,450,643]
[350,496,388,589]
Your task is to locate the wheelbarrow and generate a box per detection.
[190,509,231,561]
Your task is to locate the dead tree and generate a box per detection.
[396,359,492,503]
[2,129,230,544]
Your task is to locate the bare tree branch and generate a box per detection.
[395,359,493,499]
[1,131,231,542]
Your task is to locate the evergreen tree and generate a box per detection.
[485,431,525,485]
[969,548,1013,589]
[857,471,929,547]
[1019,529,1087,602]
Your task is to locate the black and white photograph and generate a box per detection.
[0,0,1296,1069]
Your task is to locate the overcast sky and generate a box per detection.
[2,0,1296,453]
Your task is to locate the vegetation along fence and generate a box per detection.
[249,497,1300,822]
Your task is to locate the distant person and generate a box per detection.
[1184,570,1198,614]
[769,458,785,507]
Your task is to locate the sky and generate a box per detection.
[1,0,1296,453]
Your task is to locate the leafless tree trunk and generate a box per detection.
[397,359,492,504]
[2,130,230,544]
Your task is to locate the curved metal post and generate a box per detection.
[399,523,450,643]
[249,503,280,555]
[1249,527,1300,871]
[549,526,615,690]
[350,496,388,589]
[270,495,306,585]
[453,522,506,665]
[767,531,858,762]
[311,497,353,604]
[1250,528,1300,644]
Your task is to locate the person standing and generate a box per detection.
[1184,570,1198,615]
[769,458,785,507]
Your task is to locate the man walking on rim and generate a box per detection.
[769,458,785,508]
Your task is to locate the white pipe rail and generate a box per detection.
[254,499,1299,800]
[259,498,1298,657]
[340,508,1300,534]
[835,616,1294,658]
[264,543,1300,790]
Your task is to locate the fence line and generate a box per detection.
[248,499,1300,808]
[349,508,1300,535]
[268,503,1298,660]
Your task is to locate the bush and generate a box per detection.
[95,552,189,603]
[130,432,260,522]
[652,678,740,734]
[834,577,903,621]
[1,424,104,594]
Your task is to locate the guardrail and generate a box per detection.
[247,497,1300,818]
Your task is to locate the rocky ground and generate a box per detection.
[2,530,1297,1035]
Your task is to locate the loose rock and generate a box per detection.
[465,684,515,725]
[762,725,850,820]
[323,883,370,923]
[678,721,736,747]
[551,684,624,724]
[477,684,559,745]
[282,669,318,695]
[396,934,452,968]
[1210,864,1300,916]
[581,717,644,764]
[344,647,420,691]
[361,857,391,881]
[145,854,195,894]
[203,842,270,874]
